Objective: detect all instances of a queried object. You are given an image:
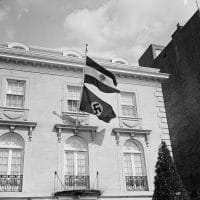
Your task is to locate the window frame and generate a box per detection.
[122,139,148,191]
[66,85,81,113]
[0,76,29,110]
[0,133,25,192]
[0,133,24,176]
[5,79,26,109]
[119,91,138,118]
[62,82,82,114]
[64,136,89,176]
[123,140,145,177]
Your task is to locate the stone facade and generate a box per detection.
[0,42,169,200]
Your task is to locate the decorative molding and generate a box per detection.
[0,46,169,82]
[112,128,151,146]
[0,120,37,141]
[119,116,142,129]
[0,107,29,121]
[54,124,97,143]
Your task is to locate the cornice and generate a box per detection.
[0,46,169,81]
[54,124,98,143]
[0,120,37,141]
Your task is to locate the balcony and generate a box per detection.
[0,175,23,192]
[125,176,148,191]
[65,175,90,190]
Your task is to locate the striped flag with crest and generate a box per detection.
[80,56,119,123]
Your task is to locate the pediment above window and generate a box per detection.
[0,120,37,141]
[54,124,98,143]
[112,128,151,146]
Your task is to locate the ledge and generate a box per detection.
[54,189,102,197]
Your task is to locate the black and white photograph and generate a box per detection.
[0,0,199,199]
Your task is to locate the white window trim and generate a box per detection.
[0,133,24,175]
[119,90,139,118]
[64,136,89,177]
[5,79,26,109]
[62,82,82,113]
[0,76,30,110]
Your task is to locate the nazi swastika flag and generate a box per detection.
[80,86,116,123]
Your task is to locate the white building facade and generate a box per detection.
[0,42,170,200]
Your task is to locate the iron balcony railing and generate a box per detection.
[0,175,23,192]
[125,176,148,191]
[65,175,90,190]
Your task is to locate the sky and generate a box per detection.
[0,0,197,65]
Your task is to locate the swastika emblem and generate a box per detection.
[91,102,103,116]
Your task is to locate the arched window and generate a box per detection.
[64,136,89,189]
[123,140,148,191]
[0,133,24,192]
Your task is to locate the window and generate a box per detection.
[0,133,24,192]
[64,137,89,190]
[6,79,25,108]
[67,85,81,113]
[120,92,137,117]
[123,140,148,191]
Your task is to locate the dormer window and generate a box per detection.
[111,58,129,65]
[62,50,82,58]
[7,43,29,51]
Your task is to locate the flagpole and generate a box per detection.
[76,44,88,127]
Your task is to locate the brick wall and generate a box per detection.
[153,10,200,196]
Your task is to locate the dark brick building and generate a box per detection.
[139,10,200,199]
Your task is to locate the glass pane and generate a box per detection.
[121,92,137,117]
[7,80,25,95]
[65,152,74,175]
[68,100,79,112]
[124,141,141,152]
[120,92,136,105]
[124,153,133,176]
[11,150,23,175]
[0,149,9,175]
[121,105,137,117]
[77,152,87,175]
[6,95,24,108]
[67,86,80,101]
[134,154,143,176]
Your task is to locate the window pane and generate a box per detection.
[121,92,136,105]
[11,150,23,175]
[122,105,137,117]
[7,80,25,95]
[67,86,80,100]
[0,149,9,175]
[77,152,87,175]
[134,154,143,176]
[121,92,137,117]
[67,86,80,112]
[6,80,25,108]
[6,95,24,108]
[68,100,79,112]
[124,153,133,176]
[65,152,74,175]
